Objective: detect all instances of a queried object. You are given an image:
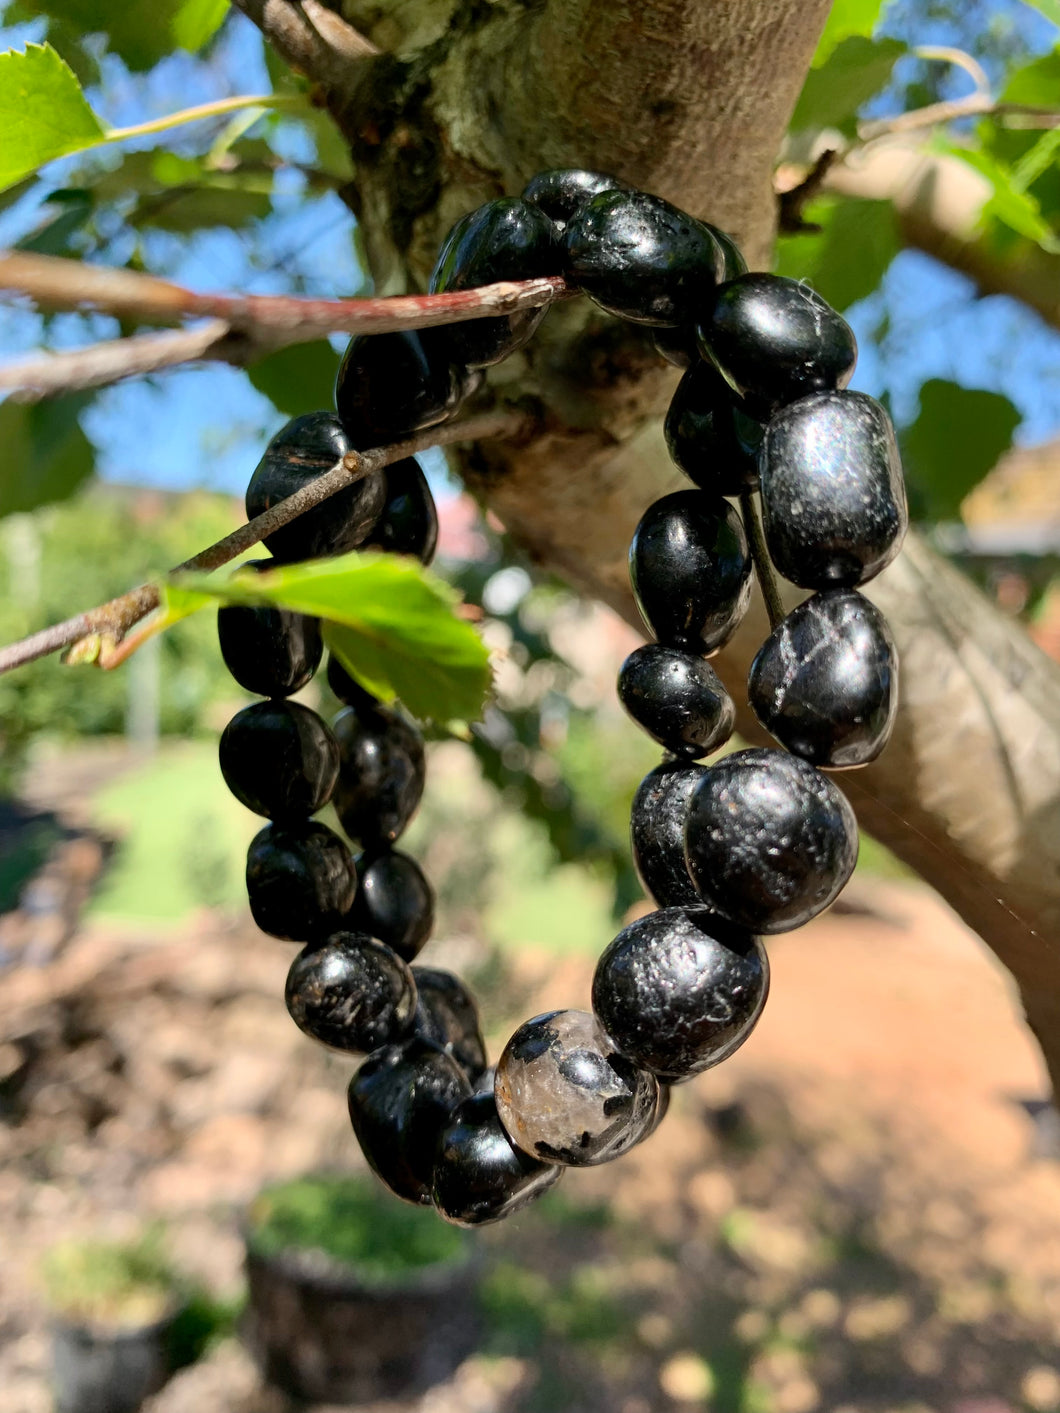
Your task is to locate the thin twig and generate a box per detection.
[739,489,785,632]
[913,45,991,98]
[0,320,234,399]
[229,0,378,97]
[0,407,527,677]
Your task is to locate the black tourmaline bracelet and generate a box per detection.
[215,169,907,1228]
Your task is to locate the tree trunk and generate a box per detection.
[280,0,1060,1091]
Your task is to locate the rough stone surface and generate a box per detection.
[749,588,899,768]
[285,932,417,1054]
[630,760,708,908]
[592,907,769,1081]
[494,1009,659,1166]
[760,391,908,588]
[684,748,858,934]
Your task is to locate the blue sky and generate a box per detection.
[0,2,1058,499]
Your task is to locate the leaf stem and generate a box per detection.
[739,488,785,632]
[103,93,295,146]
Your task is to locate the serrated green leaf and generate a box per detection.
[0,393,96,518]
[812,0,889,66]
[248,342,342,417]
[775,196,900,310]
[0,43,104,193]
[165,553,493,722]
[170,0,228,51]
[899,380,1020,522]
[791,35,906,135]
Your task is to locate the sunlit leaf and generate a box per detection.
[899,380,1021,522]
[1020,0,1060,27]
[0,393,96,518]
[170,0,229,52]
[18,0,226,70]
[0,43,104,193]
[812,0,890,66]
[791,36,906,135]
[775,197,900,310]
[945,143,1059,249]
[163,553,493,722]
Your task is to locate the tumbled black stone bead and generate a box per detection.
[334,330,469,447]
[349,850,435,963]
[592,906,769,1082]
[429,197,562,367]
[684,748,858,934]
[760,391,908,589]
[217,560,322,697]
[709,226,748,281]
[326,655,380,713]
[617,644,734,759]
[432,1091,562,1228]
[651,323,698,369]
[361,458,438,565]
[246,820,357,942]
[564,190,725,325]
[412,966,489,1084]
[630,490,751,653]
[630,761,708,908]
[285,931,417,1053]
[699,273,857,417]
[749,589,899,768]
[332,703,426,848]
[245,413,386,564]
[348,1037,472,1205]
[494,1009,659,1166]
[522,168,631,227]
[219,700,339,821]
[664,362,762,496]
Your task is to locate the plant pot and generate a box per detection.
[49,1306,180,1413]
[241,1239,482,1404]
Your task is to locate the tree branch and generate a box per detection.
[228,0,378,98]
[0,406,526,675]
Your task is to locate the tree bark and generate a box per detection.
[248,1,1060,1092]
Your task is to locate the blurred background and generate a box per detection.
[2,0,1060,1409]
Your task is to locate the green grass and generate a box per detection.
[86,742,256,921]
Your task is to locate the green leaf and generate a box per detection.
[170,0,228,52]
[0,393,96,518]
[16,187,94,255]
[165,553,493,722]
[0,43,104,193]
[812,0,889,66]
[775,196,900,310]
[791,36,906,135]
[248,342,342,417]
[1020,0,1060,28]
[944,143,1059,249]
[999,47,1060,105]
[899,380,1020,522]
[18,0,226,71]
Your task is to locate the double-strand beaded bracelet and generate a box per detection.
[215,168,907,1228]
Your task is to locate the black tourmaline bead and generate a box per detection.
[630,761,708,908]
[361,458,438,565]
[699,273,857,417]
[664,361,763,496]
[760,390,908,588]
[630,490,751,653]
[412,967,489,1084]
[429,197,562,367]
[245,413,386,564]
[749,589,899,768]
[651,323,698,369]
[592,907,769,1082]
[564,190,725,325]
[246,820,358,942]
[285,931,417,1053]
[217,561,322,697]
[617,644,734,758]
[334,330,469,448]
[348,1037,472,1205]
[432,1091,562,1228]
[219,700,339,821]
[684,748,858,934]
[332,702,426,848]
[349,850,435,963]
[710,226,748,281]
[522,168,631,227]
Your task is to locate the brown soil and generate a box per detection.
[1,876,1058,1413]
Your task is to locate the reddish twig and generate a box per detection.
[0,406,528,676]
